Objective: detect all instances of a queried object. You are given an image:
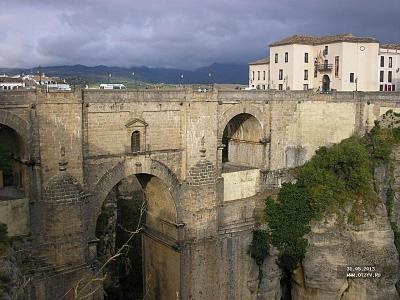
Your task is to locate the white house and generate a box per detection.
[267,34,379,91]
[378,44,400,92]
[0,76,25,90]
[248,57,270,90]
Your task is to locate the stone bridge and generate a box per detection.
[0,88,400,299]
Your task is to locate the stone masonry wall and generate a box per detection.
[1,89,400,300]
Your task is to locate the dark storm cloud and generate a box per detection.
[0,0,399,69]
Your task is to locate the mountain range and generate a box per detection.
[0,63,248,86]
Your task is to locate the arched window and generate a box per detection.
[131,131,140,152]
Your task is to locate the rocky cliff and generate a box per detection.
[256,110,400,300]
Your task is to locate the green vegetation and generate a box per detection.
[249,229,270,266]
[255,112,400,272]
[265,184,312,271]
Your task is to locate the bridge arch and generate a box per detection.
[218,104,265,169]
[0,109,31,148]
[90,158,182,299]
[91,158,181,222]
[218,103,264,141]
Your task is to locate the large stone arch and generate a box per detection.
[90,158,181,230]
[218,103,264,141]
[0,109,31,149]
[89,158,182,300]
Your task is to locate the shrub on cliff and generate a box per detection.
[263,131,388,271]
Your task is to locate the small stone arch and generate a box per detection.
[218,103,264,142]
[0,109,31,149]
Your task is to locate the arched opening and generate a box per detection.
[0,124,28,200]
[131,131,140,153]
[322,75,330,92]
[222,113,263,171]
[95,173,180,300]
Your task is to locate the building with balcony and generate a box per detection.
[268,33,379,91]
[248,33,400,92]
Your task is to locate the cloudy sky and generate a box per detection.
[1,0,399,69]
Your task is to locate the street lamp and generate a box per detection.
[180,74,184,88]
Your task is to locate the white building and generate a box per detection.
[378,44,400,92]
[249,33,400,92]
[268,34,379,91]
[248,58,270,90]
[23,74,71,91]
[0,76,25,90]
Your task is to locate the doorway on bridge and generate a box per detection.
[95,174,180,300]
[222,113,263,173]
[322,75,330,92]
[0,124,27,200]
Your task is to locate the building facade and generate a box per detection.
[250,34,399,92]
[248,57,270,89]
[378,44,400,92]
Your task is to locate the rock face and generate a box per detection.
[292,202,399,300]
[257,247,282,300]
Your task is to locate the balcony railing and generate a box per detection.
[316,63,333,72]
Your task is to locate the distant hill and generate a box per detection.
[0,63,248,86]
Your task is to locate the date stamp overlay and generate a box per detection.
[337,266,382,279]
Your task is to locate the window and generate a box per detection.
[380,71,384,82]
[279,69,283,80]
[350,73,354,83]
[258,71,260,80]
[304,53,309,63]
[131,131,140,152]
[393,85,396,91]
[380,85,384,91]
[389,57,393,68]
[324,59,328,68]
[388,71,392,82]
[388,85,392,91]
[262,84,265,90]
[285,52,288,63]
[263,71,265,80]
[380,56,384,67]
[304,70,308,80]
[275,53,278,63]
[278,84,283,90]
[303,84,309,90]
[335,56,339,77]
[256,85,260,90]
[324,46,328,55]
[252,71,254,81]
